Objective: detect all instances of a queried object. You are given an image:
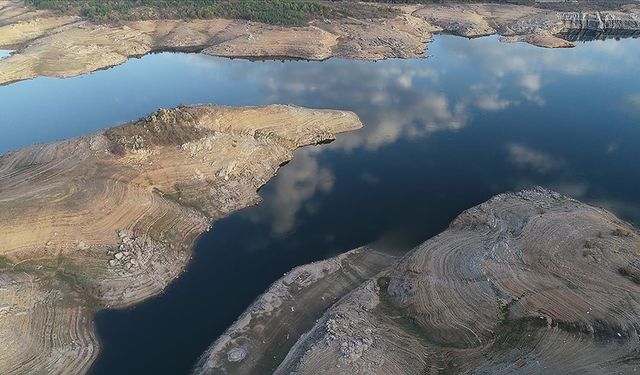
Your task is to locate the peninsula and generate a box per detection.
[0,104,362,374]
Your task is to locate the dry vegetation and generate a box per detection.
[23,1,639,25]
[25,0,394,26]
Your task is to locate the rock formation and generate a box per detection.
[415,4,640,48]
[558,11,640,41]
[1,0,640,85]
[0,104,362,374]
[193,247,396,374]
[197,188,640,374]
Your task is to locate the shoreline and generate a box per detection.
[0,104,363,374]
[192,246,397,374]
[2,1,640,373]
[240,188,640,374]
[1,1,639,86]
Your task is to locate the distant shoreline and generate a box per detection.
[1,1,639,86]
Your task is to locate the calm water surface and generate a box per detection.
[1,35,639,374]
[0,50,12,59]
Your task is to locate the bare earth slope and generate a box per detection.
[0,104,362,374]
[194,246,397,375]
[204,188,640,375]
[1,0,640,85]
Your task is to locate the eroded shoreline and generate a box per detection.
[1,0,640,86]
[197,188,640,374]
[0,104,362,374]
[193,246,397,374]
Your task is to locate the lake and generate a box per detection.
[1,35,639,374]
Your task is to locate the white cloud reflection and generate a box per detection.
[507,143,563,173]
[190,35,640,235]
[258,62,469,152]
[627,94,640,112]
[246,148,334,235]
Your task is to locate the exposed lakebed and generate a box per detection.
[1,35,639,374]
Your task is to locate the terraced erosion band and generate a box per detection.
[195,188,640,375]
[0,104,362,374]
[1,101,639,374]
[1,0,640,372]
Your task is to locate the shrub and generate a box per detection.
[612,228,632,237]
[26,0,345,26]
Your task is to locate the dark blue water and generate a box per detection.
[1,35,639,374]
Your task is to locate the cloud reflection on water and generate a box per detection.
[627,94,640,113]
[506,143,564,174]
[221,36,640,234]
[3,35,639,237]
[246,148,335,235]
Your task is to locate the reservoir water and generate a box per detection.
[1,35,639,374]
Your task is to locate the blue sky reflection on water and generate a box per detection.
[1,35,639,154]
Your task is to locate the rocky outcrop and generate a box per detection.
[2,1,640,86]
[214,188,640,374]
[560,11,640,31]
[414,4,640,48]
[559,11,640,41]
[193,247,396,375]
[0,104,362,374]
